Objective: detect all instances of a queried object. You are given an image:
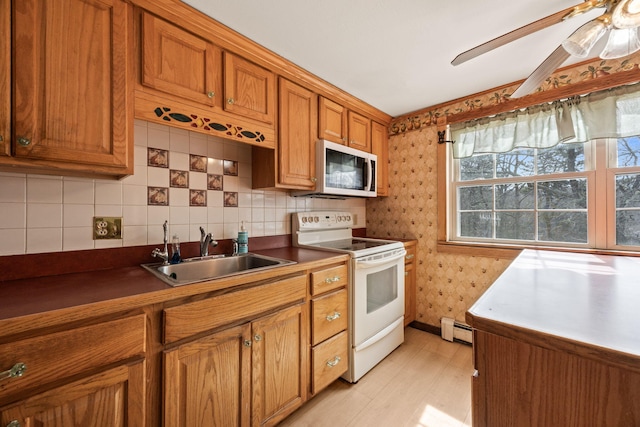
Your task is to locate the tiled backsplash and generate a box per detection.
[0,120,366,256]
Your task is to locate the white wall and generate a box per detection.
[0,120,366,256]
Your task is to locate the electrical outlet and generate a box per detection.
[93,217,122,240]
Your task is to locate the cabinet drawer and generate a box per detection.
[310,264,348,296]
[311,331,348,394]
[0,314,146,402]
[311,289,348,346]
[164,274,307,343]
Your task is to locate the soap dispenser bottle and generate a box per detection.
[237,222,248,254]
[170,234,182,264]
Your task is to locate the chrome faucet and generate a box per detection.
[199,226,218,257]
[151,220,169,264]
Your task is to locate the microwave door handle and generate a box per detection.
[366,158,373,190]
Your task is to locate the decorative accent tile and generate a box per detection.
[189,189,207,207]
[223,159,238,176]
[189,154,207,173]
[169,170,189,188]
[224,191,238,207]
[147,147,169,168]
[207,174,223,191]
[148,186,169,206]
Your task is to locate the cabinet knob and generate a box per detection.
[326,356,341,368]
[17,137,31,147]
[406,254,414,260]
[0,135,3,142]
[6,421,21,427]
[254,334,262,342]
[0,362,27,382]
[207,91,215,98]
[310,177,317,183]
[326,312,341,322]
[227,98,235,105]
[243,340,252,347]
[324,276,340,284]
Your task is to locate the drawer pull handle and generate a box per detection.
[1,363,26,382]
[326,312,341,322]
[326,356,341,368]
[405,254,414,260]
[324,276,340,284]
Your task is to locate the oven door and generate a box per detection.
[352,248,406,346]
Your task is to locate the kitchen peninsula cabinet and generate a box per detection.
[5,0,133,178]
[467,250,640,426]
[0,315,147,426]
[253,77,317,190]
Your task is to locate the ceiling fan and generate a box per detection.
[452,0,640,98]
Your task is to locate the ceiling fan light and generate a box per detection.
[600,27,640,58]
[612,0,640,29]
[562,20,608,57]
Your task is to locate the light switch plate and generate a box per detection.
[93,217,123,240]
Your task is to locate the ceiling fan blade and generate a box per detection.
[510,45,572,98]
[451,2,592,66]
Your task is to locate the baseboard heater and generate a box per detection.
[440,317,473,345]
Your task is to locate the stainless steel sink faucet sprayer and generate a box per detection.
[199,227,218,257]
[151,220,170,264]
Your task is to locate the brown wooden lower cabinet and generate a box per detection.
[472,330,640,427]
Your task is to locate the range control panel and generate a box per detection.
[293,211,354,230]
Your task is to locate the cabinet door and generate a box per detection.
[318,97,347,144]
[164,324,251,427]
[0,0,9,156]
[278,78,317,189]
[371,121,389,196]
[0,361,146,427]
[224,52,276,125]
[251,303,308,427]
[13,0,132,173]
[347,110,371,152]
[141,12,222,108]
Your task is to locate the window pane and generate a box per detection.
[496,212,535,240]
[616,174,640,208]
[616,211,640,246]
[617,136,640,167]
[537,179,587,209]
[459,212,492,238]
[538,143,585,174]
[496,183,535,209]
[496,149,534,178]
[459,186,492,210]
[459,154,494,181]
[538,212,588,243]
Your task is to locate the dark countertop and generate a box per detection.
[0,246,349,336]
[467,249,640,368]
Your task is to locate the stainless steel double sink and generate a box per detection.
[142,253,296,286]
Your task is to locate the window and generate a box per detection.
[448,136,640,251]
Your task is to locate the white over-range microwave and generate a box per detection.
[295,139,377,198]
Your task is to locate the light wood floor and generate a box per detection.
[280,327,473,427]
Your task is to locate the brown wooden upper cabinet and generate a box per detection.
[141,11,222,109]
[7,0,133,177]
[348,110,371,152]
[318,97,347,145]
[223,52,276,125]
[318,96,371,152]
[371,121,389,196]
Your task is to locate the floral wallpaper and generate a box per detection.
[368,52,640,329]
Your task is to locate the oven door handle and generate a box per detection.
[355,250,406,269]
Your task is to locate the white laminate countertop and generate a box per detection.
[467,249,640,358]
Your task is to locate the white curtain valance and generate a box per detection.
[450,82,640,158]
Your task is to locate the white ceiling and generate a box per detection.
[183,0,604,118]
